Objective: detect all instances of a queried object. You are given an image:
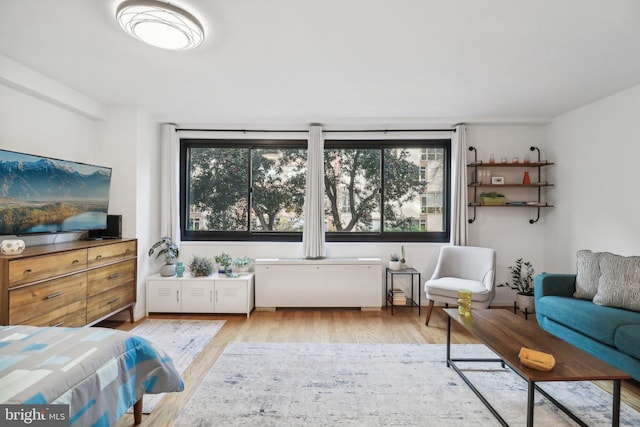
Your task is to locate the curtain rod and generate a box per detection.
[176,128,456,133]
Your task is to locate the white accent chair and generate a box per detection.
[424,246,496,326]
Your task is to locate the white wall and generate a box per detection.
[97,106,160,320]
[172,125,549,306]
[0,84,97,166]
[544,84,640,272]
[465,125,549,304]
[11,62,640,311]
[0,83,158,321]
[0,84,100,245]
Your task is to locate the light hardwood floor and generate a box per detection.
[109,308,640,426]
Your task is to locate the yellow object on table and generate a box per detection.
[518,347,556,371]
[457,289,472,317]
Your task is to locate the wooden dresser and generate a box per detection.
[0,238,137,327]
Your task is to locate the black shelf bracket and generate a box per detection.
[468,146,478,223]
[530,207,541,224]
[468,146,479,164]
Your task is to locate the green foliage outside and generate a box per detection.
[187,146,433,233]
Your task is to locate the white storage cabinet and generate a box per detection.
[254,258,382,310]
[147,273,254,317]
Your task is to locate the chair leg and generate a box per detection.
[424,300,435,326]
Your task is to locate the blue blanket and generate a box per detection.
[0,325,184,426]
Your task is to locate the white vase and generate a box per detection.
[516,293,536,314]
[0,239,25,255]
[235,265,250,273]
[160,264,176,277]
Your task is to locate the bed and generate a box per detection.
[0,324,184,426]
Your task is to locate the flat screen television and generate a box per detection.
[0,149,112,236]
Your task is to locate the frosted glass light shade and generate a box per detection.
[116,0,204,50]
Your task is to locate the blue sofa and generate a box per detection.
[535,273,640,381]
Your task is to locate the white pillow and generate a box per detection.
[592,252,640,312]
[573,249,601,300]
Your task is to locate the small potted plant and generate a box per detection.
[188,255,214,277]
[401,245,407,269]
[148,237,180,277]
[233,256,253,273]
[480,191,505,206]
[215,252,233,274]
[389,253,401,271]
[499,258,536,313]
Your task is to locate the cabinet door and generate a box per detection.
[147,280,181,312]
[181,280,214,312]
[214,280,248,313]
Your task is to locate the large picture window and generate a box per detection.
[181,137,450,242]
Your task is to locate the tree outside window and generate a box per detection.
[182,138,449,242]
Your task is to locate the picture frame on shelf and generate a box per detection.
[491,176,504,185]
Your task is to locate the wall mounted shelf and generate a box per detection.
[467,146,554,224]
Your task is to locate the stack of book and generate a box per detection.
[390,288,406,306]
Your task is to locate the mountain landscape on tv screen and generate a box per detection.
[0,154,111,235]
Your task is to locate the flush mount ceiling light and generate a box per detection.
[116,0,204,50]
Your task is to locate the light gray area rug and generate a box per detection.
[127,319,225,413]
[174,342,640,426]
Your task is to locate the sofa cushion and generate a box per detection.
[592,252,640,312]
[614,324,640,360]
[573,249,601,300]
[537,295,640,346]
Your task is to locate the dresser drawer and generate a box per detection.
[86,285,135,324]
[88,241,136,267]
[8,249,87,287]
[25,300,87,327]
[87,259,136,295]
[9,273,88,324]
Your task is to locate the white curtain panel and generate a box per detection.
[160,123,181,245]
[450,124,468,246]
[303,125,326,258]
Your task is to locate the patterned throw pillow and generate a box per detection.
[592,252,640,312]
[573,250,601,300]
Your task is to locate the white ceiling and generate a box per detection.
[1,0,640,126]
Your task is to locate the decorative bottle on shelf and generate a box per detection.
[523,171,531,185]
[175,261,185,278]
[458,289,472,317]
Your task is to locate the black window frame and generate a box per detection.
[180,137,451,243]
[324,139,451,243]
[181,138,307,242]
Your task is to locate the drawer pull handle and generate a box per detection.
[108,273,121,280]
[107,297,121,304]
[96,255,103,260]
[72,259,80,264]
[45,291,65,300]
[51,322,64,327]
[25,269,33,274]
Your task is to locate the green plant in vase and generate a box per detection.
[389,253,401,271]
[188,255,214,277]
[499,258,536,314]
[148,236,180,277]
[233,256,253,273]
[215,252,233,274]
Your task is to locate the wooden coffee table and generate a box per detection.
[444,308,631,427]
